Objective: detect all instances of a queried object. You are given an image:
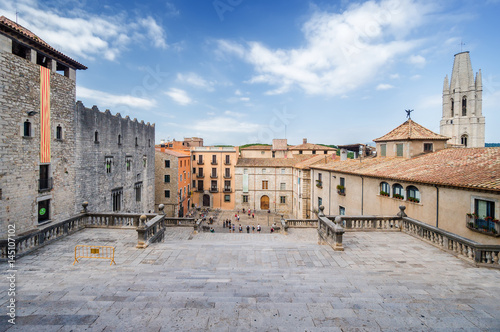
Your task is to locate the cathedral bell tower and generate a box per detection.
[440,51,485,147]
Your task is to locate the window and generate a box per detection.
[461,135,468,147]
[165,160,170,168]
[148,139,151,147]
[198,168,204,177]
[262,180,268,189]
[396,143,403,157]
[339,206,345,215]
[406,185,420,203]
[165,190,170,198]
[462,96,467,116]
[192,180,196,188]
[135,182,142,202]
[243,195,249,203]
[380,144,386,157]
[380,182,390,196]
[193,167,196,174]
[197,180,204,191]
[324,151,327,154]
[198,155,203,164]
[262,168,266,174]
[23,120,31,137]
[280,183,286,190]
[243,168,248,174]
[451,98,454,116]
[318,173,322,182]
[339,177,345,194]
[211,180,217,192]
[261,151,265,155]
[212,155,217,164]
[424,143,433,152]
[211,168,217,178]
[193,155,195,161]
[143,156,147,168]
[39,165,52,192]
[224,180,231,192]
[56,125,62,140]
[180,174,183,182]
[272,151,276,158]
[281,168,285,174]
[126,157,132,172]
[112,188,123,212]
[225,155,230,164]
[164,175,170,183]
[224,195,230,202]
[225,168,230,178]
[312,150,316,154]
[280,196,286,204]
[318,197,322,207]
[299,150,303,154]
[105,157,113,173]
[392,184,404,199]
[94,131,99,143]
[38,199,50,223]
[135,137,138,146]
[475,199,495,220]
[118,134,122,145]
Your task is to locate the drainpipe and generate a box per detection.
[435,185,439,228]
[361,176,364,215]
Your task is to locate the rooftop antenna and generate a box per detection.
[15,9,19,23]
[460,40,466,52]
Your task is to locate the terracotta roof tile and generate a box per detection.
[290,143,336,151]
[373,119,449,142]
[312,147,500,192]
[0,16,87,69]
[240,145,272,150]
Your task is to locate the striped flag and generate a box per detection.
[40,67,50,163]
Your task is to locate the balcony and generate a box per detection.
[224,161,231,165]
[211,161,217,165]
[224,174,231,179]
[466,215,499,237]
[197,160,204,165]
[210,174,218,179]
[224,187,231,193]
[196,187,204,192]
[197,173,204,178]
[39,177,53,192]
[210,187,218,193]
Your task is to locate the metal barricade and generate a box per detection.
[73,245,116,265]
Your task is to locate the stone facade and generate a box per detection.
[0,49,77,237]
[155,150,179,216]
[440,52,485,147]
[75,102,155,214]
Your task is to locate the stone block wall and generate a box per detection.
[0,51,76,237]
[154,150,178,217]
[74,102,155,214]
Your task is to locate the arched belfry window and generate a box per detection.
[461,134,468,147]
[450,98,454,116]
[462,96,467,116]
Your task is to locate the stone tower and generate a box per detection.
[440,51,485,147]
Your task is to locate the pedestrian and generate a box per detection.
[246,225,250,233]
[270,227,274,233]
[235,213,237,218]
[252,226,255,233]
[232,224,235,232]
[229,220,231,228]
[252,213,254,218]
[257,224,261,233]
[237,214,240,221]
[223,220,226,228]
[239,224,243,233]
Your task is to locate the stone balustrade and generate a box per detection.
[317,207,344,251]
[285,219,318,228]
[86,213,156,228]
[136,214,166,249]
[331,216,401,231]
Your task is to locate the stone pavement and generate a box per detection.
[1,228,499,331]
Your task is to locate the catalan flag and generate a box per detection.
[40,66,50,163]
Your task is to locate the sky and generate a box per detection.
[2,0,499,146]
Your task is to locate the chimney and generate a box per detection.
[160,139,165,148]
[303,138,307,144]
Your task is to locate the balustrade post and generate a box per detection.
[136,215,147,249]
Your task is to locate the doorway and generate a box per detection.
[203,194,210,207]
[260,195,269,210]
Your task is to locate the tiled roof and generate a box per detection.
[0,16,87,70]
[312,147,500,192]
[236,155,317,167]
[373,120,449,142]
[294,155,335,169]
[290,143,336,151]
[155,148,189,157]
[272,139,288,151]
[240,145,272,150]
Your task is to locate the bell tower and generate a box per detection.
[440,51,485,147]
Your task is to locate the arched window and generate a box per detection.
[461,134,468,147]
[24,120,31,137]
[380,182,390,196]
[56,125,62,140]
[450,98,454,116]
[462,96,467,116]
[118,134,121,145]
[94,131,99,142]
[406,185,420,203]
[392,184,404,199]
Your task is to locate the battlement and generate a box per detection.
[76,101,155,129]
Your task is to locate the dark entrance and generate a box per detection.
[203,194,210,207]
[38,199,50,223]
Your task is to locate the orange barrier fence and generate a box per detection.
[73,245,116,265]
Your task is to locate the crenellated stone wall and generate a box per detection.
[74,102,155,214]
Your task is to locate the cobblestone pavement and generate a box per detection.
[1,228,499,331]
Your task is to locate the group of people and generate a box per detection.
[222,219,262,233]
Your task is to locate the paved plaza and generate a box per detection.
[1,227,500,331]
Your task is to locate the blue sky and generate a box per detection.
[3,0,499,145]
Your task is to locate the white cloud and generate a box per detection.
[240,97,250,101]
[224,110,246,118]
[390,73,400,79]
[165,88,192,105]
[0,0,168,61]
[217,0,434,96]
[408,54,426,66]
[77,86,157,109]
[235,90,242,95]
[177,73,215,91]
[376,83,394,90]
[411,74,421,80]
[191,117,260,133]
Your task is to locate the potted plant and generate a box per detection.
[393,193,403,200]
[380,191,389,197]
[316,180,323,188]
[336,185,345,195]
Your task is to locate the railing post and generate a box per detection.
[136,215,147,249]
